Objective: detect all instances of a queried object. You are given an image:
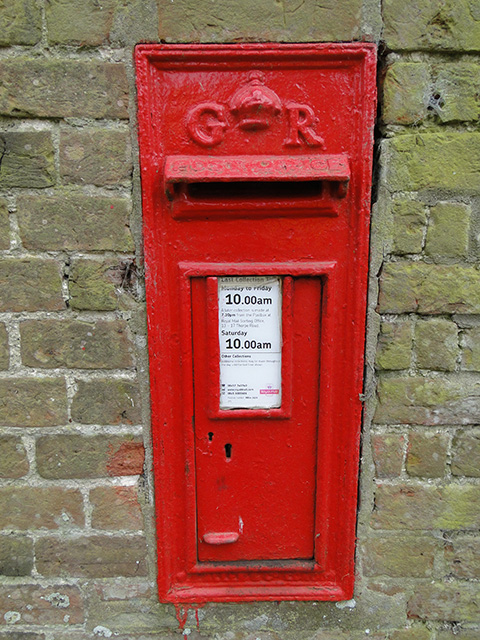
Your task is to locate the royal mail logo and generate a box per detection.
[186,71,324,149]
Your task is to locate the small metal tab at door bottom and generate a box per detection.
[203,532,240,545]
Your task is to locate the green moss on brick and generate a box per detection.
[415,318,458,371]
[0,323,8,370]
[461,327,480,370]
[0,378,67,427]
[408,582,480,621]
[406,431,449,477]
[20,319,134,370]
[71,379,141,425]
[0,487,84,530]
[376,320,412,370]
[60,127,132,187]
[36,434,144,479]
[383,62,430,125]
[158,0,365,43]
[391,200,427,255]
[433,62,480,123]
[0,131,55,189]
[46,0,116,46]
[0,59,129,119]
[378,263,480,315]
[0,259,64,312]
[373,484,480,530]
[375,375,480,425]
[0,436,28,479]
[17,194,134,252]
[384,0,480,51]
[425,202,471,259]
[68,258,138,311]
[0,536,33,576]
[36,536,147,578]
[0,199,9,250]
[371,433,405,478]
[385,131,480,193]
[0,0,42,45]
[452,430,480,477]
[363,535,435,577]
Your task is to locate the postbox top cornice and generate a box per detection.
[135,42,377,67]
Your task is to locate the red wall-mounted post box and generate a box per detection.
[135,43,376,603]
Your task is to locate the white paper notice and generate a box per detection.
[218,276,282,410]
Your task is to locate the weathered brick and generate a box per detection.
[415,318,458,371]
[0,131,55,189]
[383,0,480,52]
[60,127,132,186]
[0,487,84,530]
[376,320,412,370]
[0,259,64,312]
[0,0,42,45]
[391,200,427,255]
[90,486,143,530]
[0,323,8,370]
[109,0,159,47]
[408,582,480,622]
[385,132,480,193]
[0,199,9,250]
[0,584,84,625]
[389,628,432,640]
[20,319,133,369]
[425,202,471,259]
[375,375,480,425]
[46,0,116,46]
[71,379,141,425]
[0,536,33,576]
[0,633,45,640]
[382,62,430,125]
[372,484,480,530]
[17,194,134,252]
[50,635,172,640]
[68,258,139,311]
[452,430,480,477]
[92,580,152,601]
[445,536,480,579]
[378,263,480,315]
[0,378,67,427]
[158,0,364,44]
[437,631,480,640]
[462,327,480,371]
[0,59,129,119]
[433,62,480,123]
[36,535,147,578]
[362,536,435,577]
[36,435,144,479]
[406,431,449,478]
[0,436,28,479]
[371,433,405,478]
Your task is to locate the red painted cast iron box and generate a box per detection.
[135,43,377,603]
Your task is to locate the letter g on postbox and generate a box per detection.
[135,43,377,603]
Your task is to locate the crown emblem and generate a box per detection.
[229,71,282,131]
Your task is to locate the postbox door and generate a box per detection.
[192,275,322,562]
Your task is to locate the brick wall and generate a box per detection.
[0,0,479,638]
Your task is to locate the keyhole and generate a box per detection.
[224,443,232,459]
[208,432,214,441]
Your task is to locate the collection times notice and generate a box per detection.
[218,276,282,410]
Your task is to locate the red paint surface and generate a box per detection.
[135,43,377,603]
